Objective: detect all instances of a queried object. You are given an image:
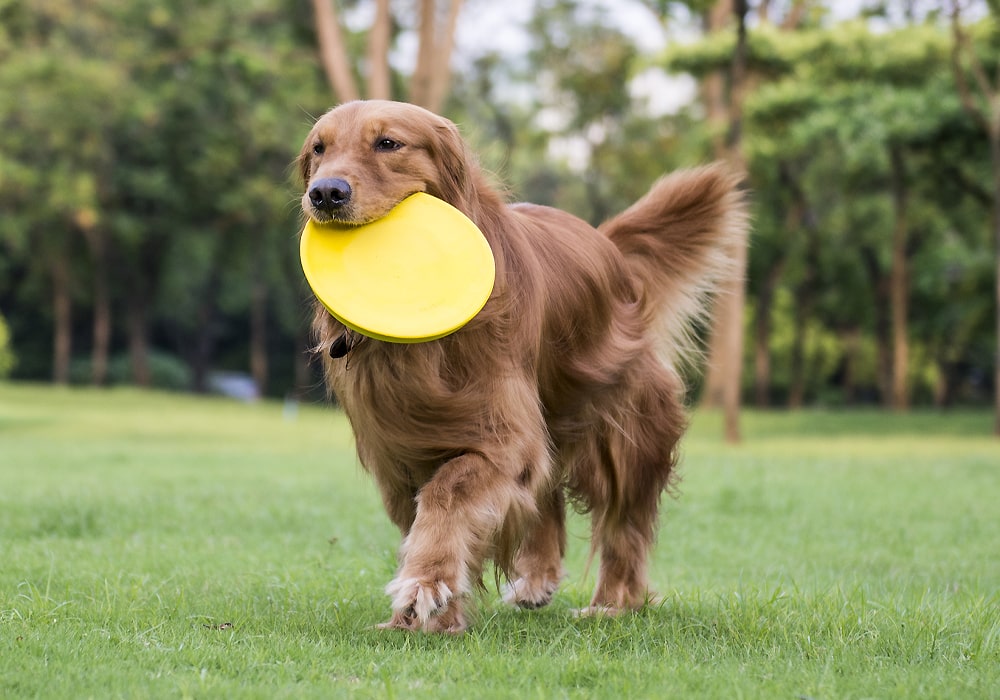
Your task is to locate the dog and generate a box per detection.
[298,100,747,633]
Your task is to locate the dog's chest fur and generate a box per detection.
[327,329,540,470]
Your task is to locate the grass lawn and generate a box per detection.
[1,383,997,699]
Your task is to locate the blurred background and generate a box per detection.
[0,0,996,433]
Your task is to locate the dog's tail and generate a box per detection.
[599,163,749,366]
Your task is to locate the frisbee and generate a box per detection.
[300,192,496,343]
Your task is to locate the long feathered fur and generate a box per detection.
[299,100,749,633]
[600,164,748,367]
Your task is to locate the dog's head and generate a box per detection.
[298,100,475,225]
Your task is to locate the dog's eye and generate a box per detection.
[312,142,325,156]
[374,137,403,152]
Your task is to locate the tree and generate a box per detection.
[665,0,813,437]
[0,43,122,384]
[718,14,985,410]
[0,0,329,395]
[310,0,463,112]
[133,0,326,392]
[950,1,1000,434]
[697,0,751,442]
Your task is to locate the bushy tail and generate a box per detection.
[599,163,749,366]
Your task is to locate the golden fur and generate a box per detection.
[298,100,748,633]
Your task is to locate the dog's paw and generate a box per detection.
[572,604,622,618]
[502,575,560,610]
[574,591,660,618]
[385,576,454,624]
[379,578,468,633]
[421,604,468,634]
[374,608,421,631]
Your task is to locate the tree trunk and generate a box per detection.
[428,0,463,113]
[889,145,910,411]
[126,294,151,387]
[840,327,861,404]
[706,231,748,441]
[861,247,892,406]
[313,0,460,112]
[91,260,111,386]
[787,285,811,409]
[190,278,220,394]
[753,261,784,408]
[933,357,961,408]
[51,257,72,385]
[409,0,463,113]
[753,302,771,409]
[783,163,819,409]
[83,226,111,386]
[719,235,748,443]
[312,0,360,103]
[366,0,392,100]
[699,0,732,166]
[699,0,733,410]
[410,0,437,108]
[250,277,269,397]
[700,0,748,444]
[759,0,806,27]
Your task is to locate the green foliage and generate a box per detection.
[745,287,865,401]
[0,0,329,392]
[69,351,192,390]
[729,17,995,405]
[0,313,15,378]
[459,0,709,225]
[1,386,997,697]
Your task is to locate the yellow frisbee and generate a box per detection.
[300,193,496,343]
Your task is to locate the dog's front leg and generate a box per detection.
[382,452,518,634]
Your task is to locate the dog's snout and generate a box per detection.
[308,177,353,211]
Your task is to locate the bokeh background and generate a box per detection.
[1,0,996,434]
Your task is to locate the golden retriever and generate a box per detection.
[299,100,747,633]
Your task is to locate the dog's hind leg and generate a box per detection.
[583,506,659,615]
[578,360,684,615]
[503,487,566,609]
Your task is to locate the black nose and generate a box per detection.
[308,177,352,211]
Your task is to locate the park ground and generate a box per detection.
[1,384,997,698]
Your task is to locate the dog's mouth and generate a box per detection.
[307,206,363,226]
[305,190,420,227]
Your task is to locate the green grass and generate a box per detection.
[1,383,997,699]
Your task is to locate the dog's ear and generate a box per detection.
[428,121,476,210]
[297,129,315,185]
